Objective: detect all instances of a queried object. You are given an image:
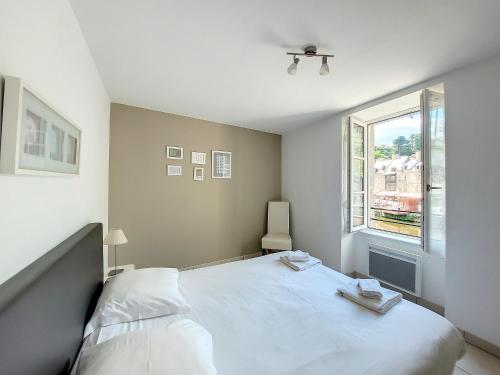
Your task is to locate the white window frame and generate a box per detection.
[347,89,443,252]
[348,117,368,232]
[421,88,446,255]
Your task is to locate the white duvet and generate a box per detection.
[82,253,465,375]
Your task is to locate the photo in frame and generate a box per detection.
[193,167,204,181]
[212,150,231,179]
[191,151,206,165]
[167,165,182,176]
[166,146,183,160]
[0,76,81,175]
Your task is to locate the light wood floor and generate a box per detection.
[454,344,500,375]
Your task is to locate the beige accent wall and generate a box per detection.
[109,103,281,269]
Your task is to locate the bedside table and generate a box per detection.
[106,264,135,281]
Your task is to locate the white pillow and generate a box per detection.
[78,320,217,375]
[84,268,190,337]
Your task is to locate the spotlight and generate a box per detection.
[287,56,299,75]
[320,56,330,76]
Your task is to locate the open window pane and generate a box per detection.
[352,125,365,158]
[349,118,367,232]
[352,158,364,192]
[423,88,446,256]
[352,192,365,226]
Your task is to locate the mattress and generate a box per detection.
[81,253,465,375]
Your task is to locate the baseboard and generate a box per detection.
[417,297,445,316]
[179,252,261,271]
[463,330,500,359]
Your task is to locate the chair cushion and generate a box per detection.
[262,234,292,251]
[268,202,290,234]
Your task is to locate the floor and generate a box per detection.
[454,344,500,375]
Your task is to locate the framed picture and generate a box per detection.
[212,150,231,179]
[0,76,81,175]
[166,146,183,160]
[167,165,182,176]
[193,167,204,181]
[191,151,206,165]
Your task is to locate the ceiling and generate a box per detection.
[353,91,421,123]
[353,83,444,122]
[70,0,500,134]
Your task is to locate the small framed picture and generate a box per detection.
[193,167,204,181]
[166,146,183,160]
[191,151,206,165]
[212,150,231,179]
[167,165,182,176]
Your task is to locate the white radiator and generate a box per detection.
[368,244,422,296]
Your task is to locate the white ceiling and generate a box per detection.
[70,0,500,134]
[353,91,421,123]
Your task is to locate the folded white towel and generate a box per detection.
[280,255,321,271]
[286,250,310,262]
[357,278,383,299]
[337,282,402,314]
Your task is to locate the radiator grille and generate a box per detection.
[368,245,421,296]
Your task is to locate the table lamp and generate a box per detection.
[104,228,128,277]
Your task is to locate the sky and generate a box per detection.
[374,113,421,146]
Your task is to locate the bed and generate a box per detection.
[81,253,465,375]
[0,224,465,375]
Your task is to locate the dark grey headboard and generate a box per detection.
[0,223,103,375]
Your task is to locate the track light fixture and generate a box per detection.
[286,45,334,76]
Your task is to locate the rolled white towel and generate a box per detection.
[337,282,402,314]
[357,278,383,299]
[286,250,310,262]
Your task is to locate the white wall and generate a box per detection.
[444,54,500,346]
[282,52,500,346]
[0,0,110,284]
[282,117,343,270]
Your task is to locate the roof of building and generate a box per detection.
[374,156,422,175]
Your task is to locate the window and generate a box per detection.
[347,86,446,256]
[349,118,367,228]
[385,175,397,191]
[369,111,422,238]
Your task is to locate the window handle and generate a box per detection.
[426,184,442,192]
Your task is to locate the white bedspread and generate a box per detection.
[78,320,216,375]
[82,253,465,375]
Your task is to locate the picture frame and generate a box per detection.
[167,165,182,176]
[0,76,81,175]
[191,151,206,165]
[193,167,204,181]
[166,146,183,160]
[212,150,231,179]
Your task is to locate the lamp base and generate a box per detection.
[108,268,124,277]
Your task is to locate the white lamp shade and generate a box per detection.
[287,57,299,75]
[320,56,330,76]
[104,229,128,245]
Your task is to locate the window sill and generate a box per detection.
[359,229,422,247]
